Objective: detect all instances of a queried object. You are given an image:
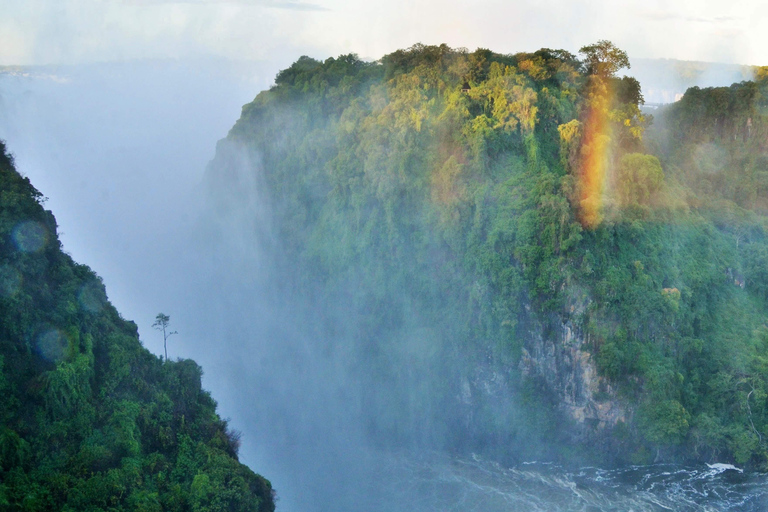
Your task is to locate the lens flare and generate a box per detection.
[36,328,67,362]
[78,280,107,313]
[12,220,48,253]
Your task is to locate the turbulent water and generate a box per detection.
[353,453,768,512]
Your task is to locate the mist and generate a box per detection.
[0,57,417,511]
[0,58,273,333]
[631,58,755,104]
[1,55,764,511]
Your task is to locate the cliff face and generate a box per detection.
[0,140,275,511]
[208,46,768,467]
[458,297,627,461]
[519,313,626,430]
[204,46,650,464]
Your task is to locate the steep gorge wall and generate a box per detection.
[207,46,768,468]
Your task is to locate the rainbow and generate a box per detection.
[577,79,612,229]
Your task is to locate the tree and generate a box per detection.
[579,40,630,78]
[616,153,664,208]
[153,313,177,361]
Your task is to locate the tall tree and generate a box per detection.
[153,312,178,361]
[579,40,630,78]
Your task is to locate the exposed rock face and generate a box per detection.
[519,312,626,431]
[456,297,627,460]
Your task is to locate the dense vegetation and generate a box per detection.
[0,141,274,511]
[210,42,768,467]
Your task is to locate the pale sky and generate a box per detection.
[1,0,767,67]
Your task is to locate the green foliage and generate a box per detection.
[639,399,690,445]
[616,153,664,209]
[579,40,630,78]
[211,43,638,463]
[212,43,768,468]
[613,76,644,106]
[0,140,274,511]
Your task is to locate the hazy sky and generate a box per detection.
[1,0,767,67]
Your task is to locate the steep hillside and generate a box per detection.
[207,43,768,467]
[0,140,274,511]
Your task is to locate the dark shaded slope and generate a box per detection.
[0,140,274,511]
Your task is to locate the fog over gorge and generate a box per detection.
[0,58,442,511]
[0,57,476,511]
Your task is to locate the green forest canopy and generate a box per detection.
[214,42,768,467]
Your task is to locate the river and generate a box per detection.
[330,452,768,512]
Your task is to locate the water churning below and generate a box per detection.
[346,453,768,512]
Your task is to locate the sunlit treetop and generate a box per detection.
[579,40,630,78]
